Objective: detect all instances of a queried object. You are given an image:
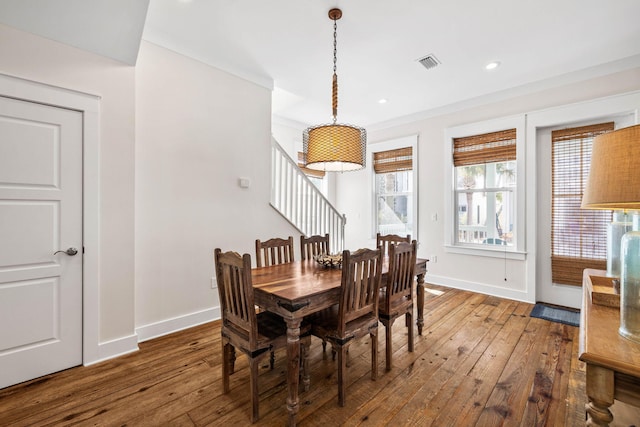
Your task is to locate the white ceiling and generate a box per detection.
[2,0,640,128]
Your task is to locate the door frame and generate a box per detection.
[0,72,101,364]
[526,91,640,308]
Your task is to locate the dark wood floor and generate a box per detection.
[0,284,598,426]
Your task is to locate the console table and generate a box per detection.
[579,269,640,426]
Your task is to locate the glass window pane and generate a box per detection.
[376,169,413,236]
[376,171,412,194]
[457,190,513,246]
[494,161,516,187]
[307,176,323,191]
[456,165,485,190]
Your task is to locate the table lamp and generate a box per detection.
[582,124,640,342]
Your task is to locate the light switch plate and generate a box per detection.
[238,177,251,188]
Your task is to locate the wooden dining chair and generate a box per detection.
[376,232,411,257]
[378,240,417,371]
[214,248,310,423]
[255,236,294,267]
[307,247,383,407]
[300,233,330,260]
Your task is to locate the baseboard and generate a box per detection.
[136,306,221,343]
[85,333,139,366]
[425,273,534,304]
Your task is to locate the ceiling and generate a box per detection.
[2,0,640,129]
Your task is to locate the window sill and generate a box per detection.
[444,244,526,260]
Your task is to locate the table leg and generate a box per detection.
[585,364,614,426]
[416,272,425,335]
[285,318,301,427]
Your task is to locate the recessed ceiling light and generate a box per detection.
[378,99,388,104]
[485,61,501,70]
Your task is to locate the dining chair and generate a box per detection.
[300,233,330,260]
[376,232,411,257]
[214,248,310,423]
[378,240,417,371]
[255,236,294,267]
[307,247,383,406]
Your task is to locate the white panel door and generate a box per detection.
[0,96,82,389]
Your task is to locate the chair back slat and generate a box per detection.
[255,236,294,267]
[339,248,382,333]
[386,241,417,310]
[300,234,330,260]
[376,232,411,257]
[214,249,258,346]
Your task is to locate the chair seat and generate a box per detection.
[224,311,310,354]
[308,304,378,345]
[378,289,413,319]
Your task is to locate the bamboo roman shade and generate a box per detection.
[551,122,614,286]
[298,152,326,178]
[373,147,413,174]
[453,129,516,167]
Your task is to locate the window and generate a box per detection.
[453,129,517,247]
[551,122,614,286]
[374,146,413,237]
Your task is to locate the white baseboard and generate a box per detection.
[85,333,139,366]
[425,273,534,304]
[136,306,221,343]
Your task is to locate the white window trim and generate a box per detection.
[370,134,419,239]
[444,115,526,259]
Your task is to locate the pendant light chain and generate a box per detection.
[331,16,338,123]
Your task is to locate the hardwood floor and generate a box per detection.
[0,285,593,426]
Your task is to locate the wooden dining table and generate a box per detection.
[251,257,428,426]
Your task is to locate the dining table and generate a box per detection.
[251,256,428,426]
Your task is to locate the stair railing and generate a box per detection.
[270,138,345,253]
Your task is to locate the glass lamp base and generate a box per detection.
[607,211,632,277]
[619,230,640,342]
[619,326,640,343]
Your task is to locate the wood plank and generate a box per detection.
[518,321,569,426]
[430,301,534,426]
[540,324,574,426]
[474,311,552,425]
[352,297,515,425]
[389,297,520,426]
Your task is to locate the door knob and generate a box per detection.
[54,247,78,256]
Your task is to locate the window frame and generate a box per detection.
[370,135,418,239]
[444,116,526,259]
[297,151,328,195]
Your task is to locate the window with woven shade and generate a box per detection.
[551,122,614,286]
[453,129,517,246]
[374,146,413,237]
[297,152,325,179]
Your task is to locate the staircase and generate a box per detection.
[270,138,345,253]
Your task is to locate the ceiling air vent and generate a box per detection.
[417,54,440,70]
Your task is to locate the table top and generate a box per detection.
[252,260,343,301]
[579,269,640,378]
[252,258,428,300]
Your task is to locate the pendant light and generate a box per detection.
[303,8,366,172]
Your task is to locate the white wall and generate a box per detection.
[134,42,297,339]
[337,68,640,305]
[0,24,136,356]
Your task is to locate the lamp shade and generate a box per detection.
[303,123,366,172]
[582,124,640,209]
